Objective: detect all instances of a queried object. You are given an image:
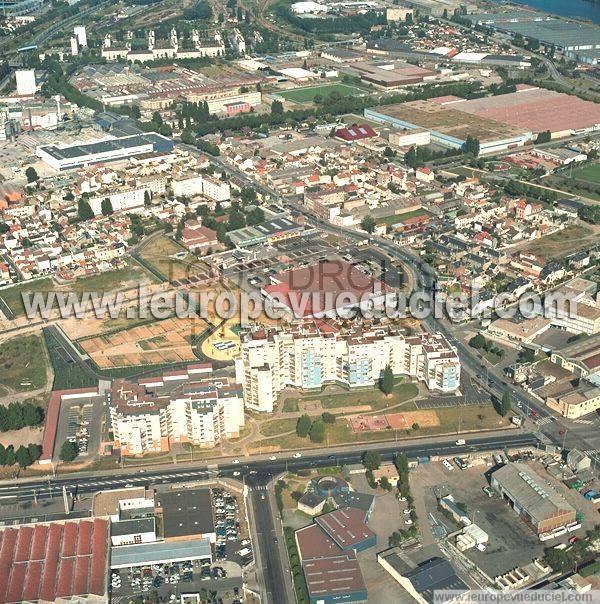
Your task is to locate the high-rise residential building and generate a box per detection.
[73,25,87,47]
[15,69,36,96]
[238,321,460,412]
[109,364,244,455]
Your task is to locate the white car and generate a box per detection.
[404,519,413,526]
[398,496,407,502]
[232,459,240,464]
[403,508,412,515]
[269,455,277,461]
[293,453,302,458]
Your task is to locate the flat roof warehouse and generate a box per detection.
[468,12,600,51]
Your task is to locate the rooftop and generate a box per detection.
[314,507,375,550]
[404,557,469,604]
[492,462,575,525]
[154,488,214,539]
[110,537,212,568]
[0,519,108,603]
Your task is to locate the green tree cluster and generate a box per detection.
[0,402,45,432]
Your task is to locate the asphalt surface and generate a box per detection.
[246,476,289,604]
[0,432,539,502]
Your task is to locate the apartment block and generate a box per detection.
[238,321,460,412]
[109,364,244,455]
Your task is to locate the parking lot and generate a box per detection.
[216,229,407,300]
[413,454,546,578]
[110,484,251,603]
[54,394,104,460]
[110,560,243,604]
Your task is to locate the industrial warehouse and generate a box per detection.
[364,86,600,153]
[491,463,577,534]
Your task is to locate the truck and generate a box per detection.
[511,416,522,427]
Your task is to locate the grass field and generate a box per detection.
[0,260,154,317]
[570,162,600,184]
[252,404,507,453]
[282,382,418,413]
[138,235,207,282]
[0,334,49,394]
[278,83,364,104]
[524,224,596,259]
[376,208,431,227]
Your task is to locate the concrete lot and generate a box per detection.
[411,458,545,578]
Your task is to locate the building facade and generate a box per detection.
[109,364,244,455]
[238,321,460,412]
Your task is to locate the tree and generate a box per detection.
[500,389,512,417]
[0,444,5,465]
[469,334,486,350]
[309,420,326,443]
[361,215,376,234]
[465,135,480,156]
[246,207,265,225]
[144,190,152,206]
[380,476,392,491]
[15,445,31,468]
[77,198,94,221]
[28,443,41,463]
[101,198,113,216]
[5,446,15,467]
[412,422,420,431]
[380,364,394,395]
[296,414,312,438]
[25,166,38,183]
[271,100,284,115]
[362,450,381,471]
[321,412,336,424]
[535,130,551,144]
[240,187,258,204]
[60,440,78,463]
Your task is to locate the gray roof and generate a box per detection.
[154,488,214,538]
[39,133,173,161]
[404,557,468,604]
[111,517,155,537]
[110,538,212,568]
[333,491,374,513]
[299,491,325,509]
[492,463,575,525]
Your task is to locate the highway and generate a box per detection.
[0,433,538,502]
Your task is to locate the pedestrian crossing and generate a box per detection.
[583,450,600,458]
[536,417,553,426]
[572,418,595,425]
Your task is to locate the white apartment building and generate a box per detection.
[172,174,204,197]
[88,186,149,215]
[238,321,460,412]
[109,364,244,456]
[200,175,230,201]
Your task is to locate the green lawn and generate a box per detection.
[320,382,419,412]
[278,83,364,104]
[376,208,431,227]
[571,162,600,184]
[524,224,596,259]
[0,260,155,317]
[252,403,508,453]
[0,334,49,393]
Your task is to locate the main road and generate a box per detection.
[0,432,538,502]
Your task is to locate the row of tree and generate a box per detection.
[0,402,45,433]
[0,443,41,468]
[295,412,336,443]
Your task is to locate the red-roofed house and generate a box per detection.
[181,220,220,252]
[334,124,377,142]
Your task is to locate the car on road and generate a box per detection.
[269,455,277,461]
[232,459,240,464]
[293,452,302,458]
[233,471,240,476]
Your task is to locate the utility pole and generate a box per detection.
[62,486,70,515]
